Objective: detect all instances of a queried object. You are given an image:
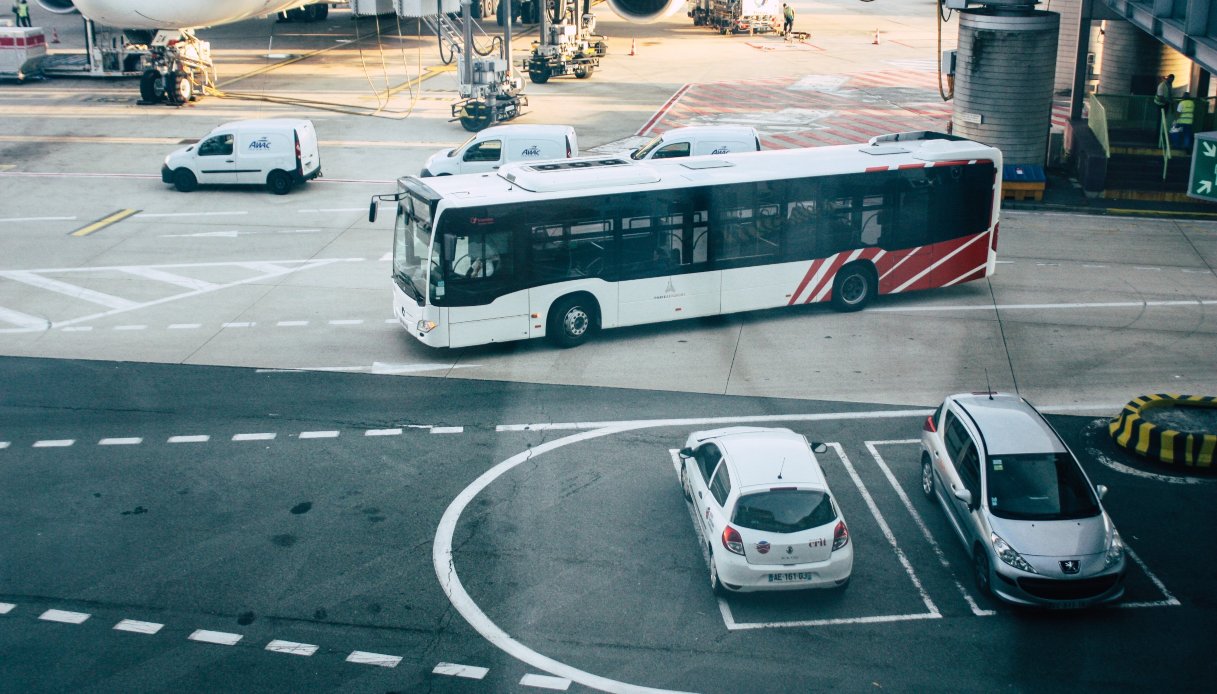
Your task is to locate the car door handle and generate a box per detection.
[697,491,703,499]
[225,159,234,163]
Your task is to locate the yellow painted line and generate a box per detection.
[70,209,139,237]
[384,64,457,97]
[0,135,185,145]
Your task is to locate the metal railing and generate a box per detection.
[1088,93,1110,157]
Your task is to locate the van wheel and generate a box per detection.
[172,169,197,193]
[267,170,293,195]
[139,69,165,103]
[547,294,596,348]
[830,263,875,312]
[529,66,550,84]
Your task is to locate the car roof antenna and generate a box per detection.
[985,368,993,400]
[777,456,787,480]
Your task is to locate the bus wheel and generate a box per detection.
[548,295,596,348]
[831,263,874,312]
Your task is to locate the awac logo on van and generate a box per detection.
[521,145,541,157]
[711,146,731,154]
[248,137,272,151]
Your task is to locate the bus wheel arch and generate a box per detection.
[547,292,599,348]
[831,261,877,312]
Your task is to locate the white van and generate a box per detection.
[421,124,578,176]
[629,126,762,160]
[162,119,321,195]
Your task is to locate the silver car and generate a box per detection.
[920,393,1126,608]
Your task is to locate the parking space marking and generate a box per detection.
[113,619,163,634]
[39,609,90,624]
[521,673,572,690]
[346,651,401,668]
[1115,547,1181,609]
[265,640,319,656]
[667,448,941,631]
[188,630,243,646]
[433,662,489,679]
[865,441,994,617]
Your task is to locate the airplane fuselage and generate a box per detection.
[71,0,315,30]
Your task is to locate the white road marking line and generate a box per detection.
[497,409,934,433]
[222,322,255,328]
[113,325,147,331]
[0,271,138,310]
[431,427,464,434]
[168,323,202,329]
[299,430,339,439]
[1134,267,1162,271]
[379,252,392,261]
[188,629,243,646]
[1115,547,1181,608]
[114,619,163,634]
[365,428,403,436]
[137,211,248,218]
[265,640,318,656]
[276,320,309,327]
[299,207,365,213]
[1082,264,1107,268]
[433,663,489,679]
[33,439,74,447]
[384,318,396,324]
[0,305,48,330]
[61,326,92,331]
[233,433,276,441]
[1087,447,1215,485]
[521,674,572,690]
[0,215,77,223]
[119,267,218,291]
[99,437,142,446]
[39,609,90,624]
[168,435,209,443]
[346,651,401,668]
[719,608,941,630]
[0,442,9,449]
[872,299,1217,313]
[0,603,15,614]
[830,442,939,614]
[328,319,364,325]
[865,441,994,617]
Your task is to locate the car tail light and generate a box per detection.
[722,526,745,555]
[923,415,936,433]
[832,521,849,551]
[294,131,303,176]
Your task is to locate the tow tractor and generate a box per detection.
[424,0,527,131]
[525,0,607,84]
[689,0,781,35]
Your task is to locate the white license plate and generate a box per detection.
[1047,600,1086,609]
[768,571,814,583]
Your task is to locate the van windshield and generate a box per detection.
[631,134,665,160]
[450,134,478,157]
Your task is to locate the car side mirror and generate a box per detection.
[953,488,973,507]
[368,199,378,223]
[678,447,694,459]
[1096,484,1108,500]
[810,442,828,454]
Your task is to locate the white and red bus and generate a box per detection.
[370,131,1002,348]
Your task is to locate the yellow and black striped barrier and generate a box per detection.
[1109,394,1217,468]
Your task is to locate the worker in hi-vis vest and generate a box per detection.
[1175,93,1196,151]
[14,0,31,27]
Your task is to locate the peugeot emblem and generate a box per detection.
[1060,559,1080,574]
[785,545,793,555]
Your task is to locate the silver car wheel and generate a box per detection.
[921,456,934,498]
[974,549,991,596]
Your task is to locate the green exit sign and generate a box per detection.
[1187,132,1217,201]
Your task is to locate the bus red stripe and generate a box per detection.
[805,254,852,304]
[788,260,822,306]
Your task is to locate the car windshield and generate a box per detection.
[985,452,1100,520]
[732,489,836,533]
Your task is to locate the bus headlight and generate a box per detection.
[417,320,438,333]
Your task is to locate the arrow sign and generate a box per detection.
[1204,141,1216,158]
[1200,181,1213,195]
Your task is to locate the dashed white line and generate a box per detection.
[222,322,255,328]
[431,427,464,434]
[266,640,319,656]
[39,609,90,624]
[168,323,201,329]
[188,629,243,646]
[299,430,339,439]
[138,211,248,219]
[114,619,163,634]
[0,215,77,223]
[233,433,276,442]
[346,651,401,668]
[33,439,74,448]
[0,442,8,449]
[113,325,147,331]
[0,603,15,614]
[328,319,364,326]
[99,437,142,446]
[60,326,92,332]
[276,320,309,327]
[433,663,489,679]
[365,428,403,436]
[521,674,572,691]
[168,435,209,444]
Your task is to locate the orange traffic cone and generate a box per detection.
[51,28,60,44]
[872,28,879,45]
[629,38,636,56]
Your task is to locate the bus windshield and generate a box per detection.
[392,191,433,303]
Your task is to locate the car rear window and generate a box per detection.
[732,490,836,534]
[986,452,1100,520]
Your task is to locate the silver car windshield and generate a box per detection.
[986,453,1100,521]
[732,489,836,533]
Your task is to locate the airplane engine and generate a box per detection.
[605,0,685,23]
[36,0,78,13]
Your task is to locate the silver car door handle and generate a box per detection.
[697,491,703,499]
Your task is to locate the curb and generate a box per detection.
[1109,394,1217,467]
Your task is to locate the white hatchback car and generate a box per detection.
[678,427,853,594]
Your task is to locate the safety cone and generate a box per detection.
[872,28,879,45]
[629,38,636,56]
[51,28,60,44]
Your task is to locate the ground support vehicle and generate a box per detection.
[689,0,781,35]
[0,26,46,81]
[425,3,527,131]
[136,29,214,105]
[369,131,1002,349]
[526,0,606,84]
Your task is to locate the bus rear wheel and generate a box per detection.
[831,263,875,312]
[548,295,596,348]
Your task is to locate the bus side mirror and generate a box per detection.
[368,200,378,223]
[678,447,694,459]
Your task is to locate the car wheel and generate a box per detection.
[973,548,991,596]
[921,454,934,499]
[831,263,875,312]
[680,463,692,501]
[266,170,293,195]
[547,295,596,348]
[172,168,197,193]
[709,549,727,596]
